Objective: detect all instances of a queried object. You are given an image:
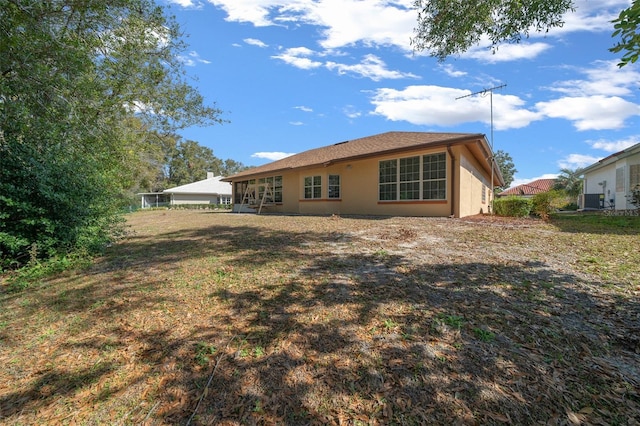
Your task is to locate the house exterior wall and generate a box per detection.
[232,144,494,218]
[170,194,221,205]
[457,145,491,217]
[583,151,640,210]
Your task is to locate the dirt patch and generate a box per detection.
[1,210,639,425]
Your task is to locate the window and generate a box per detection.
[328,175,341,199]
[379,160,397,201]
[235,175,282,204]
[399,157,420,200]
[304,175,321,199]
[423,153,446,200]
[378,152,447,201]
[631,164,640,187]
[616,167,625,192]
[274,175,283,202]
[482,184,487,204]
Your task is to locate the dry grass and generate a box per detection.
[1,210,639,425]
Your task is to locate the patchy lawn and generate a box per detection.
[1,210,639,425]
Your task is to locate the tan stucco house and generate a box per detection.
[223,131,504,218]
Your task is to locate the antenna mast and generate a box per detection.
[456,83,507,214]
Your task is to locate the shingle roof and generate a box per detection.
[225,131,491,181]
[163,175,232,195]
[498,178,556,197]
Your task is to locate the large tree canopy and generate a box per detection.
[0,0,224,269]
[412,0,639,66]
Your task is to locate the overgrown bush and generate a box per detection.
[494,196,532,217]
[531,190,567,220]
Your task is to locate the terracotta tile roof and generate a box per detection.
[498,178,556,197]
[225,131,487,181]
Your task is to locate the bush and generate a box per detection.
[494,196,532,217]
[531,190,566,220]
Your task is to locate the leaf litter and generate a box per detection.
[0,210,639,425]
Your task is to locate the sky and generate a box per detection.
[162,0,639,188]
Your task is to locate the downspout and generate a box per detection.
[447,145,456,217]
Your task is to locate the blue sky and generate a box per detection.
[163,0,639,187]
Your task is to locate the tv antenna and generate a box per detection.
[456,83,507,214]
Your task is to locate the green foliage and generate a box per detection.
[412,0,574,60]
[494,150,517,191]
[531,190,566,220]
[610,0,640,67]
[494,196,532,217]
[553,168,583,198]
[0,0,224,270]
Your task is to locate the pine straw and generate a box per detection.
[1,210,639,425]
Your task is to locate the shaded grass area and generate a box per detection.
[1,210,639,424]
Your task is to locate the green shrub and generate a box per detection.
[531,190,566,220]
[494,196,532,217]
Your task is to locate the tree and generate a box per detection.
[167,140,223,186]
[412,0,639,66]
[494,150,517,191]
[553,167,583,198]
[0,1,224,270]
[611,0,640,67]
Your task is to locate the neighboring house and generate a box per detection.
[580,142,640,210]
[138,173,232,208]
[163,173,232,206]
[496,178,555,198]
[222,131,504,218]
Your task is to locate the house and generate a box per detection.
[496,178,556,198]
[138,173,233,209]
[222,131,504,218]
[580,142,640,210]
[163,172,232,206]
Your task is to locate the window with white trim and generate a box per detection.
[328,175,340,199]
[378,153,447,201]
[304,175,321,199]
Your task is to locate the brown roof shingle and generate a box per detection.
[498,178,556,197]
[225,131,488,181]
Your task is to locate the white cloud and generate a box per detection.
[207,0,624,57]
[464,42,552,63]
[439,64,467,78]
[535,95,640,130]
[274,49,417,81]
[206,0,420,51]
[272,47,323,69]
[179,50,211,66]
[558,153,602,169]
[342,105,361,119]
[294,106,313,112]
[547,60,640,97]
[289,121,305,126]
[244,38,268,48]
[587,136,640,152]
[370,85,542,130]
[168,0,204,9]
[325,54,418,81]
[251,151,296,160]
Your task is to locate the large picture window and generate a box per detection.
[304,175,321,199]
[379,153,447,201]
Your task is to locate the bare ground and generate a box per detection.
[1,210,639,425]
